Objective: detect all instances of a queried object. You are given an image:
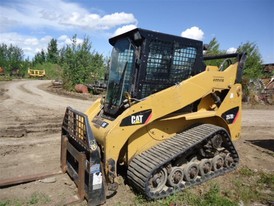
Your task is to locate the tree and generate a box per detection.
[0,43,24,74]
[47,38,59,63]
[58,47,66,65]
[89,52,106,82]
[33,49,46,65]
[41,50,46,63]
[61,35,106,90]
[0,44,8,69]
[204,37,224,66]
[206,37,221,55]
[237,42,263,79]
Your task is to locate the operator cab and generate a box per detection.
[104,28,206,117]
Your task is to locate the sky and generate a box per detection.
[0,0,273,63]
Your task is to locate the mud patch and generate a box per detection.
[0,126,27,138]
[0,145,26,156]
[0,88,9,100]
[0,88,8,95]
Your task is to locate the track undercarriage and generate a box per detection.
[127,124,239,199]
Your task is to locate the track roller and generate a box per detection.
[183,162,199,182]
[199,159,212,177]
[167,167,184,187]
[224,153,233,167]
[212,155,224,171]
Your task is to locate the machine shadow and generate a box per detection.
[246,139,274,153]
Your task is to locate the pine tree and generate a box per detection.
[47,38,59,63]
[237,42,263,79]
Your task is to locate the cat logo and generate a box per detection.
[120,109,152,127]
[131,115,143,124]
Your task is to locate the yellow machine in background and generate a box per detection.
[28,68,46,78]
[60,28,246,205]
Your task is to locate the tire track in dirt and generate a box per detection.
[0,117,61,138]
[18,82,42,97]
[0,80,92,179]
[0,80,94,204]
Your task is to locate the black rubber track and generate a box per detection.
[127,124,239,199]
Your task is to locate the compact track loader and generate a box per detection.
[60,28,246,205]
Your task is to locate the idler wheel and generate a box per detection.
[148,167,168,193]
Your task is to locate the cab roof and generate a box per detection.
[109,28,203,48]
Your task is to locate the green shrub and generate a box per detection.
[31,62,62,80]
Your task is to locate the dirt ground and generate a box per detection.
[0,80,273,205]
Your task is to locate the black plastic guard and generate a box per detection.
[61,107,106,205]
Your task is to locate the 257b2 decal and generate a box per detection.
[221,107,239,124]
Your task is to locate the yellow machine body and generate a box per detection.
[86,62,242,167]
[61,28,246,205]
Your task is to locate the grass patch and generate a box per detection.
[0,192,51,206]
[200,184,236,206]
[238,166,255,176]
[258,172,274,188]
[0,200,21,206]
[175,184,237,206]
[233,178,260,203]
[231,168,274,204]
[27,192,51,205]
[0,76,12,81]
[31,63,62,80]
[134,184,237,206]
